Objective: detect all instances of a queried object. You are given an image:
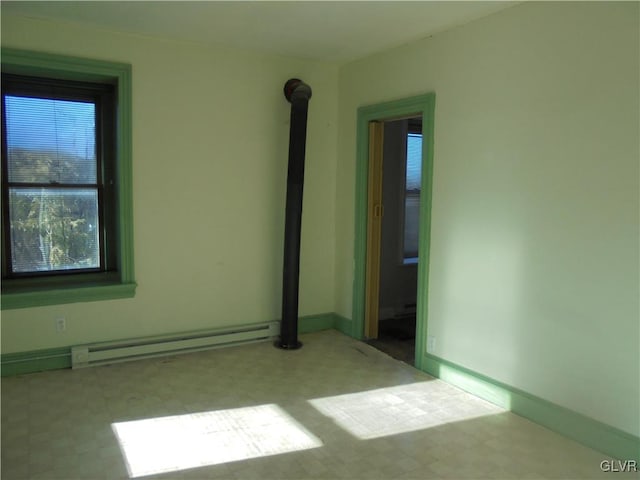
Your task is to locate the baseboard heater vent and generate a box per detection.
[71,321,279,369]
[395,303,417,320]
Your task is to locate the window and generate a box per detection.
[403,126,422,264]
[3,76,114,275]
[1,49,135,309]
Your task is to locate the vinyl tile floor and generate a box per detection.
[0,330,631,480]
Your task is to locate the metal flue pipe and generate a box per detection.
[277,78,312,350]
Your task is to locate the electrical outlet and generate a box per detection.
[55,317,66,333]
[427,335,436,353]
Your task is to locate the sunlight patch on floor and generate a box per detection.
[112,404,323,478]
[308,381,504,440]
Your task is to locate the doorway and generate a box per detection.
[367,116,422,365]
[351,93,435,370]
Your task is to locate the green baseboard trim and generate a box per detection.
[332,313,353,336]
[298,312,353,336]
[298,313,337,334]
[1,347,71,377]
[424,353,640,462]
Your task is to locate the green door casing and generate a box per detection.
[352,93,435,370]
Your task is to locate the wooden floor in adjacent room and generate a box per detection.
[367,316,416,366]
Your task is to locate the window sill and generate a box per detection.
[1,281,137,310]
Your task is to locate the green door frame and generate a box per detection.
[351,93,435,370]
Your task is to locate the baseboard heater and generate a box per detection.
[71,321,279,369]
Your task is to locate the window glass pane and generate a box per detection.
[404,133,422,259]
[5,96,96,184]
[8,188,100,272]
[406,133,422,192]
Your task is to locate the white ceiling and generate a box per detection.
[2,1,517,63]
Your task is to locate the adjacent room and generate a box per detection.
[1,1,638,479]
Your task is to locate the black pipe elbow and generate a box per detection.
[284,78,312,103]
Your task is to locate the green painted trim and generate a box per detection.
[352,93,436,370]
[298,312,353,336]
[298,313,337,334]
[333,313,352,336]
[424,353,640,462]
[1,48,136,310]
[1,347,71,377]
[1,283,136,310]
[0,48,130,83]
[116,58,136,287]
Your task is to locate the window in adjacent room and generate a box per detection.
[402,122,422,264]
[1,49,135,309]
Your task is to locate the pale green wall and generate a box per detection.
[335,2,639,436]
[1,15,338,351]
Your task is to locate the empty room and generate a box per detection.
[1,1,638,479]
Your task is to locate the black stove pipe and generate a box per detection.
[277,78,312,350]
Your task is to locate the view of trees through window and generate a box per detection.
[4,95,100,273]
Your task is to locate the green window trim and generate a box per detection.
[1,48,135,310]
